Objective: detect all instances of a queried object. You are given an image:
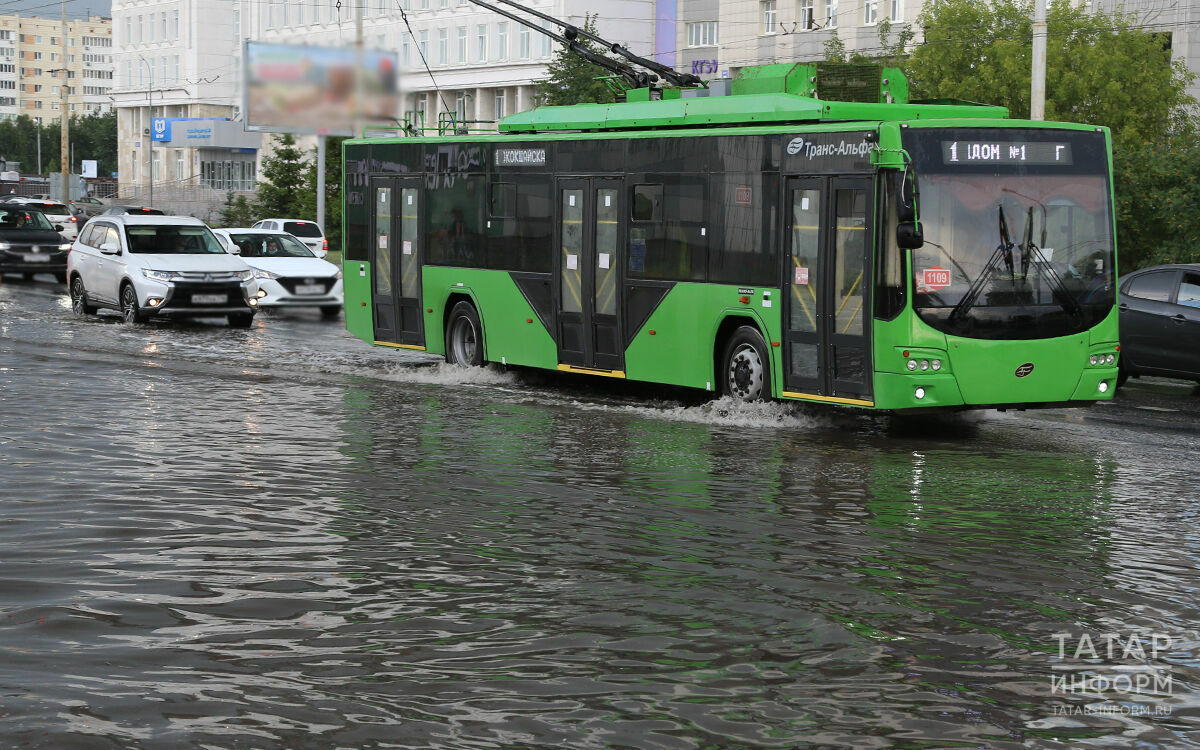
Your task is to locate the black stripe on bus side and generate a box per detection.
[624,281,675,348]
[510,272,555,335]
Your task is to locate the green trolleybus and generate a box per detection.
[341,63,1119,411]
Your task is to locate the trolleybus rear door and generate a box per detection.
[783,177,873,402]
[371,177,426,347]
[370,178,400,343]
[556,178,624,372]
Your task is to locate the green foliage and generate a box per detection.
[299,136,344,253]
[217,191,257,228]
[256,133,309,218]
[1114,139,1200,271]
[0,113,115,176]
[533,14,618,107]
[906,0,1195,144]
[824,20,915,68]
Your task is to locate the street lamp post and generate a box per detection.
[139,55,153,206]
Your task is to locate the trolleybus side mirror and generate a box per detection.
[894,167,924,249]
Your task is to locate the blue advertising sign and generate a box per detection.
[153,117,227,142]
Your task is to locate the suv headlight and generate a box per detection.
[58,243,72,250]
[252,269,278,280]
[0,242,10,250]
[142,269,182,282]
[335,270,343,280]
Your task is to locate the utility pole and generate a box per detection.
[60,0,69,202]
[1031,0,1047,120]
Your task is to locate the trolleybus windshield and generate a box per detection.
[902,127,1115,340]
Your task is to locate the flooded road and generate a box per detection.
[3,277,1200,749]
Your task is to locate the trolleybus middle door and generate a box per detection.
[556,177,625,372]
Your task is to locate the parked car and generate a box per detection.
[213,228,343,317]
[67,215,260,327]
[251,218,328,258]
[70,196,107,217]
[1118,263,1200,384]
[0,205,73,282]
[99,205,166,217]
[6,200,80,239]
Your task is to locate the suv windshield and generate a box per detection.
[283,221,322,238]
[0,207,53,231]
[124,225,227,254]
[35,203,70,214]
[902,127,1116,340]
[229,232,315,258]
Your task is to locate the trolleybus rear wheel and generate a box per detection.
[721,326,769,401]
[446,301,484,366]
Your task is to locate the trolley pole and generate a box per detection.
[1031,0,1047,120]
[59,0,69,203]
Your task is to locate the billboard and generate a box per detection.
[243,42,400,136]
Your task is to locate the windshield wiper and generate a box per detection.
[949,205,1014,324]
[1016,205,1082,319]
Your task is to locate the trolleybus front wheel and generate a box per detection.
[446,301,484,367]
[721,326,769,402]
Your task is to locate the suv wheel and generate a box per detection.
[120,284,144,324]
[70,276,97,316]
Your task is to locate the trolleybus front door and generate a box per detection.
[783,177,873,402]
[556,178,624,372]
[370,177,425,347]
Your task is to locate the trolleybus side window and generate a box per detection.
[486,177,552,273]
[874,173,906,320]
[628,179,706,281]
[708,173,779,287]
[427,174,485,266]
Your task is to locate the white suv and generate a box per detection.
[67,215,261,327]
[251,219,328,258]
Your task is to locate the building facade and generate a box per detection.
[0,14,113,124]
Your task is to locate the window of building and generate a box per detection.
[761,1,776,34]
[438,28,448,64]
[496,22,508,60]
[687,21,718,47]
[890,0,902,22]
[493,88,505,120]
[175,149,184,178]
[476,24,486,61]
[418,30,429,61]
[519,27,530,59]
[865,0,877,24]
[402,39,410,66]
[799,0,815,29]
[457,27,467,62]
[825,0,838,28]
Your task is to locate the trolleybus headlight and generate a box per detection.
[1106,354,1115,365]
[919,359,929,371]
[931,359,942,371]
[914,387,926,400]
[906,359,917,371]
[1098,381,1109,393]
[1089,355,1098,365]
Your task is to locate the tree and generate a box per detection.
[255,133,309,218]
[1114,139,1200,270]
[533,14,618,107]
[905,0,1195,145]
[299,136,345,256]
[217,191,257,228]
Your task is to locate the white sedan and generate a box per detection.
[214,228,343,318]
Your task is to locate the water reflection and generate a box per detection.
[2,291,1199,747]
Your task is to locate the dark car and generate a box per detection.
[99,205,165,216]
[1118,264,1200,384]
[0,205,72,282]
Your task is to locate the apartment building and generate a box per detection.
[0,14,113,124]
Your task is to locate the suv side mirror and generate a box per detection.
[227,243,240,255]
[893,166,924,250]
[99,241,120,255]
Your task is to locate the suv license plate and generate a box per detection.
[23,254,49,262]
[295,284,324,295]
[193,293,227,304]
